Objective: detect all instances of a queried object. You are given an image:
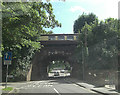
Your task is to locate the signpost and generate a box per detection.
[4,52,12,88]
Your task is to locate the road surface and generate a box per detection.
[3,78,102,95]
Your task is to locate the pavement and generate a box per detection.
[0,81,32,94]
[0,83,14,94]
[65,78,120,95]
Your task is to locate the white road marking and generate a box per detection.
[8,88,14,93]
[54,88,61,95]
[20,87,24,89]
[73,84,79,86]
[49,85,53,87]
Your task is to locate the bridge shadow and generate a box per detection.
[40,76,83,85]
[48,76,73,84]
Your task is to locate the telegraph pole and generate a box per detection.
[82,28,88,81]
[82,42,85,81]
[84,27,88,81]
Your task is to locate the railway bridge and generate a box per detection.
[27,34,83,80]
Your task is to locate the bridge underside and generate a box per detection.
[27,41,83,81]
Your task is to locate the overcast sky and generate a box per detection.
[45,0,120,34]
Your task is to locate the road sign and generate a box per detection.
[4,52,12,65]
[4,60,11,65]
[4,52,12,88]
[4,52,12,61]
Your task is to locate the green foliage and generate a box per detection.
[2,87,13,91]
[49,61,65,70]
[75,14,119,70]
[73,13,98,33]
[2,2,61,81]
[49,61,71,72]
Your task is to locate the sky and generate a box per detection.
[45,0,120,34]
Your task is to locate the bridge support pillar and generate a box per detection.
[38,65,48,80]
[30,52,42,81]
[70,61,83,79]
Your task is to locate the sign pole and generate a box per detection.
[5,65,8,88]
[4,52,12,88]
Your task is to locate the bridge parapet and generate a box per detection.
[40,34,79,41]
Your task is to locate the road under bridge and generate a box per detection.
[27,34,83,81]
[23,34,120,92]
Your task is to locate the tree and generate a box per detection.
[2,2,61,81]
[77,17,118,70]
[74,16,119,87]
[73,13,98,33]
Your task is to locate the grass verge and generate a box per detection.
[2,87,13,91]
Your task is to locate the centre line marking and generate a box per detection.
[53,88,61,95]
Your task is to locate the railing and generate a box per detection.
[40,34,78,41]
